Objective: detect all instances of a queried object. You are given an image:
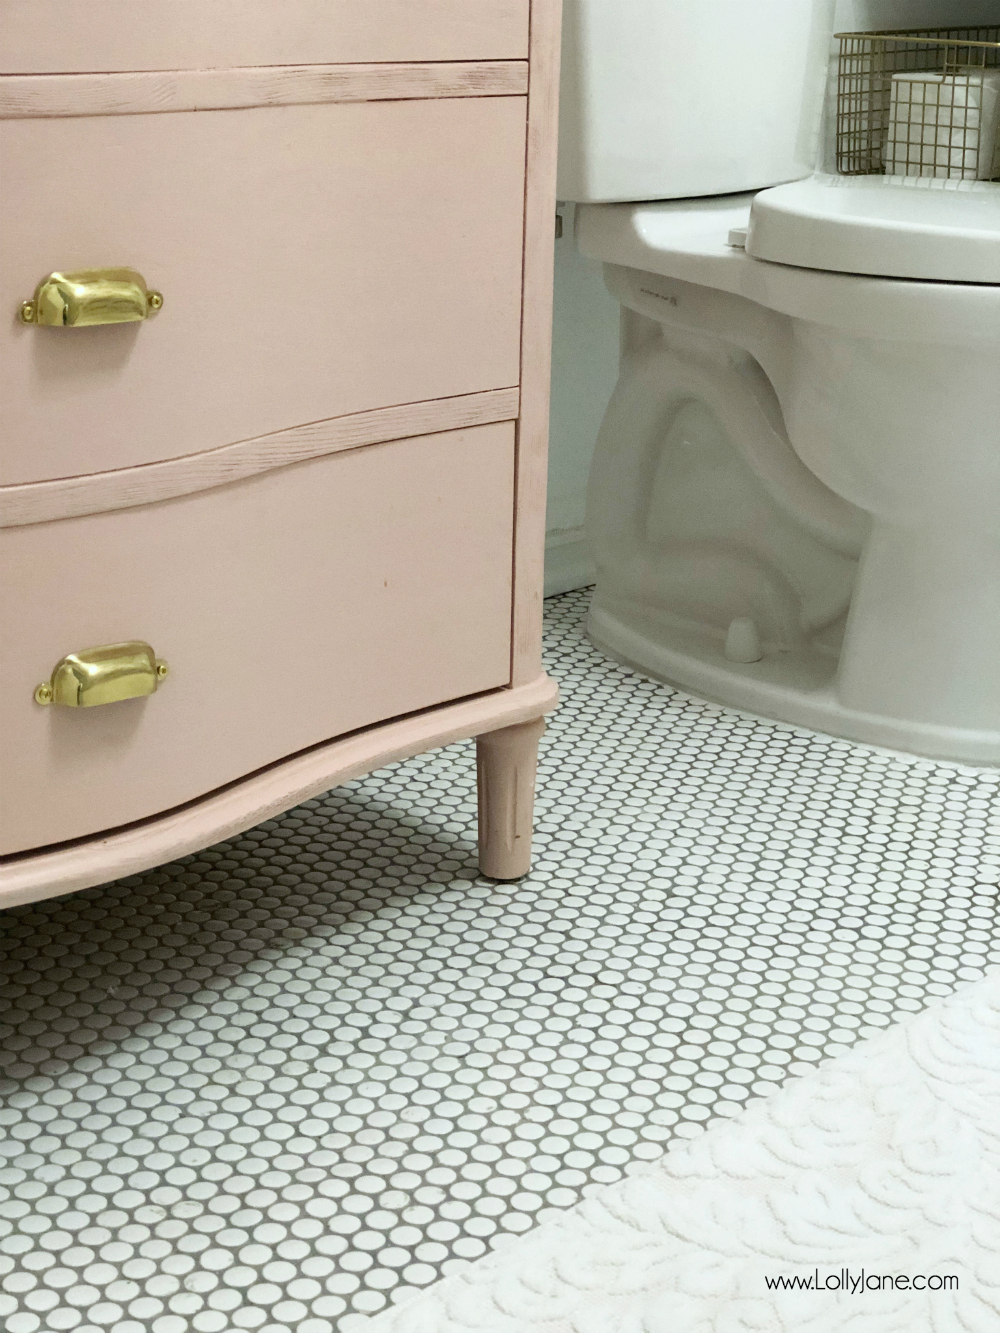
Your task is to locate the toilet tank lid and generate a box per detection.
[747,174,1000,285]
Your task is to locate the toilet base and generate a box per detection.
[589,602,1000,767]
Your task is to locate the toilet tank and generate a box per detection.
[558,0,836,202]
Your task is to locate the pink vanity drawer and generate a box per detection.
[0,0,529,71]
[0,422,515,856]
[0,94,527,486]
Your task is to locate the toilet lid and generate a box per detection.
[747,174,1000,284]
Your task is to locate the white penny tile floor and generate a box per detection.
[1,588,998,1333]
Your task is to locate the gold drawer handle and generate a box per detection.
[35,641,169,708]
[20,268,163,328]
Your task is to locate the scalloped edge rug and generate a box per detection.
[361,971,1000,1333]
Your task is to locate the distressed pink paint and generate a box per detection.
[0,1,562,895]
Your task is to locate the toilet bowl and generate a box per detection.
[577,180,1000,763]
[560,1,1000,763]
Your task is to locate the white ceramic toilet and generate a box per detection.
[561,0,1000,764]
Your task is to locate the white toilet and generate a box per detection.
[561,0,1000,764]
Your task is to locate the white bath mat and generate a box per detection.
[362,971,1000,1332]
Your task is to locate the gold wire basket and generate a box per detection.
[837,27,1000,179]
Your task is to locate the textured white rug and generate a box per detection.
[362,971,1000,1333]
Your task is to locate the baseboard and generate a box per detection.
[544,529,596,597]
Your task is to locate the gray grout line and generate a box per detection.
[0,587,997,1333]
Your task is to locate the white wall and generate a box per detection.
[543,0,1000,595]
[835,0,998,26]
[544,202,618,594]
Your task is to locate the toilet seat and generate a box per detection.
[576,191,1000,346]
[576,175,1000,290]
[748,173,1000,285]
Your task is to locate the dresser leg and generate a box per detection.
[476,716,546,881]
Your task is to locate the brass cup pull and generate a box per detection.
[20,268,163,328]
[35,642,169,708]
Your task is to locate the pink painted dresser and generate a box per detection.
[0,0,562,905]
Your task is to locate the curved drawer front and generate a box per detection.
[1,92,526,485]
[0,422,515,856]
[0,0,529,72]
